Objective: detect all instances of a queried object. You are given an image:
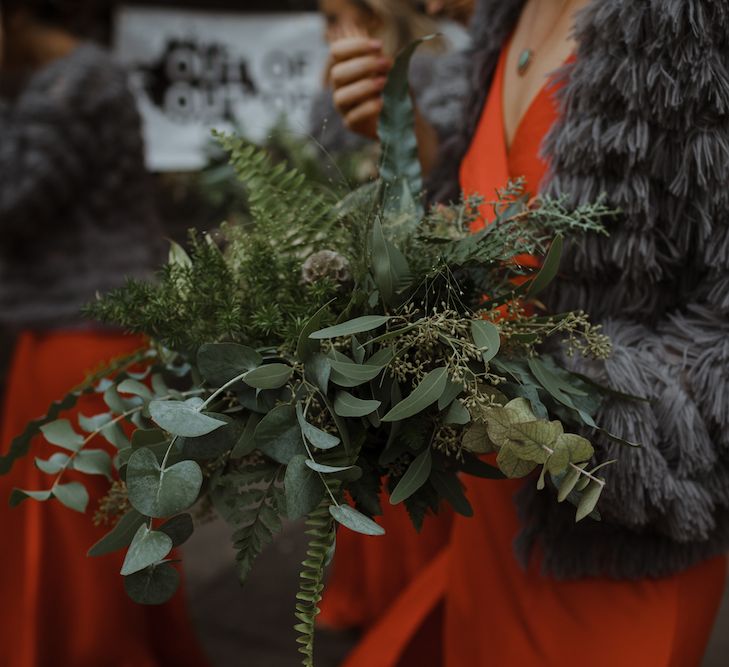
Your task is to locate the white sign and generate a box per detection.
[113,6,329,171]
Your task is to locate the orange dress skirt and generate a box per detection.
[342,43,727,667]
[319,498,452,629]
[0,330,210,667]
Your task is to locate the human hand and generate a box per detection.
[330,36,392,139]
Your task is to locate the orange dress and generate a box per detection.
[319,498,452,629]
[342,44,728,667]
[0,331,210,667]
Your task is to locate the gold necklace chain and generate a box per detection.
[517,0,573,76]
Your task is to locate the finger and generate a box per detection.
[344,97,384,131]
[331,54,391,87]
[331,36,383,62]
[333,77,386,113]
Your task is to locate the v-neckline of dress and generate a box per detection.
[497,38,569,156]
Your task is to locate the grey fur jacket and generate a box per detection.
[430,0,729,579]
[0,43,161,332]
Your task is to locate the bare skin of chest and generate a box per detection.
[502,0,590,150]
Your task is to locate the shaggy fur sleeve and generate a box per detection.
[0,45,133,239]
[539,0,729,546]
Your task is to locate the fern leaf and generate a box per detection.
[295,500,336,667]
[211,458,286,583]
[214,132,339,252]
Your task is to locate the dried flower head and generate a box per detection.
[302,250,352,285]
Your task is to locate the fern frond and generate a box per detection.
[214,131,341,253]
[294,499,336,667]
[211,457,286,582]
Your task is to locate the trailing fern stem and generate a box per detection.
[294,498,337,666]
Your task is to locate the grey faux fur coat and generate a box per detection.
[0,44,161,332]
[430,0,729,579]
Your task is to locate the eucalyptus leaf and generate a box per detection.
[231,413,262,458]
[329,504,385,536]
[120,524,173,576]
[284,455,324,521]
[526,235,563,298]
[53,482,89,513]
[149,400,226,438]
[506,420,563,463]
[132,428,168,449]
[159,513,195,547]
[304,354,331,394]
[334,392,381,418]
[443,400,470,425]
[461,423,495,454]
[88,509,146,557]
[35,452,70,475]
[304,461,353,474]
[381,367,448,422]
[295,403,340,450]
[254,405,305,464]
[371,217,412,305]
[78,412,113,433]
[124,562,180,605]
[73,449,113,479]
[100,422,130,449]
[576,479,604,522]
[437,380,464,410]
[296,300,335,361]
[471,320,501,364]
[126,447,203,518]
[178,414,244,459]
[390,448,432,504]
[310,316,392,340]
[9,488,53,507]
[117,379,153,400]
[243,364,293,390]
[330,360,384,388]
[40,419,84,452]
[496,445,538,479]
[557,463,587,502]
[197,343,262,386]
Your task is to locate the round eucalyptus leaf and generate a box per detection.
[197,343,262,387]
[159,513,195,547]
[120,524,173,576]
[126,447,203,518]
[53,482,89,513]
[149,400,226,438]
[40,419,84,452]
[177,414,243,459]
[124,562,180,605]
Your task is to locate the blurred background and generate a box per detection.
[0,2,727,665]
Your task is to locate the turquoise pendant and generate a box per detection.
[517,48,534,76]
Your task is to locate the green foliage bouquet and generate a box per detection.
[1,40,633,666]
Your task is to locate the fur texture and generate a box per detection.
[0,44,161,331]
[431,0,729,579]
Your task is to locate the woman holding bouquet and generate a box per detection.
[0,2,208,665]
[330,0,729,664]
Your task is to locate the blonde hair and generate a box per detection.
[353,0,442,55]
